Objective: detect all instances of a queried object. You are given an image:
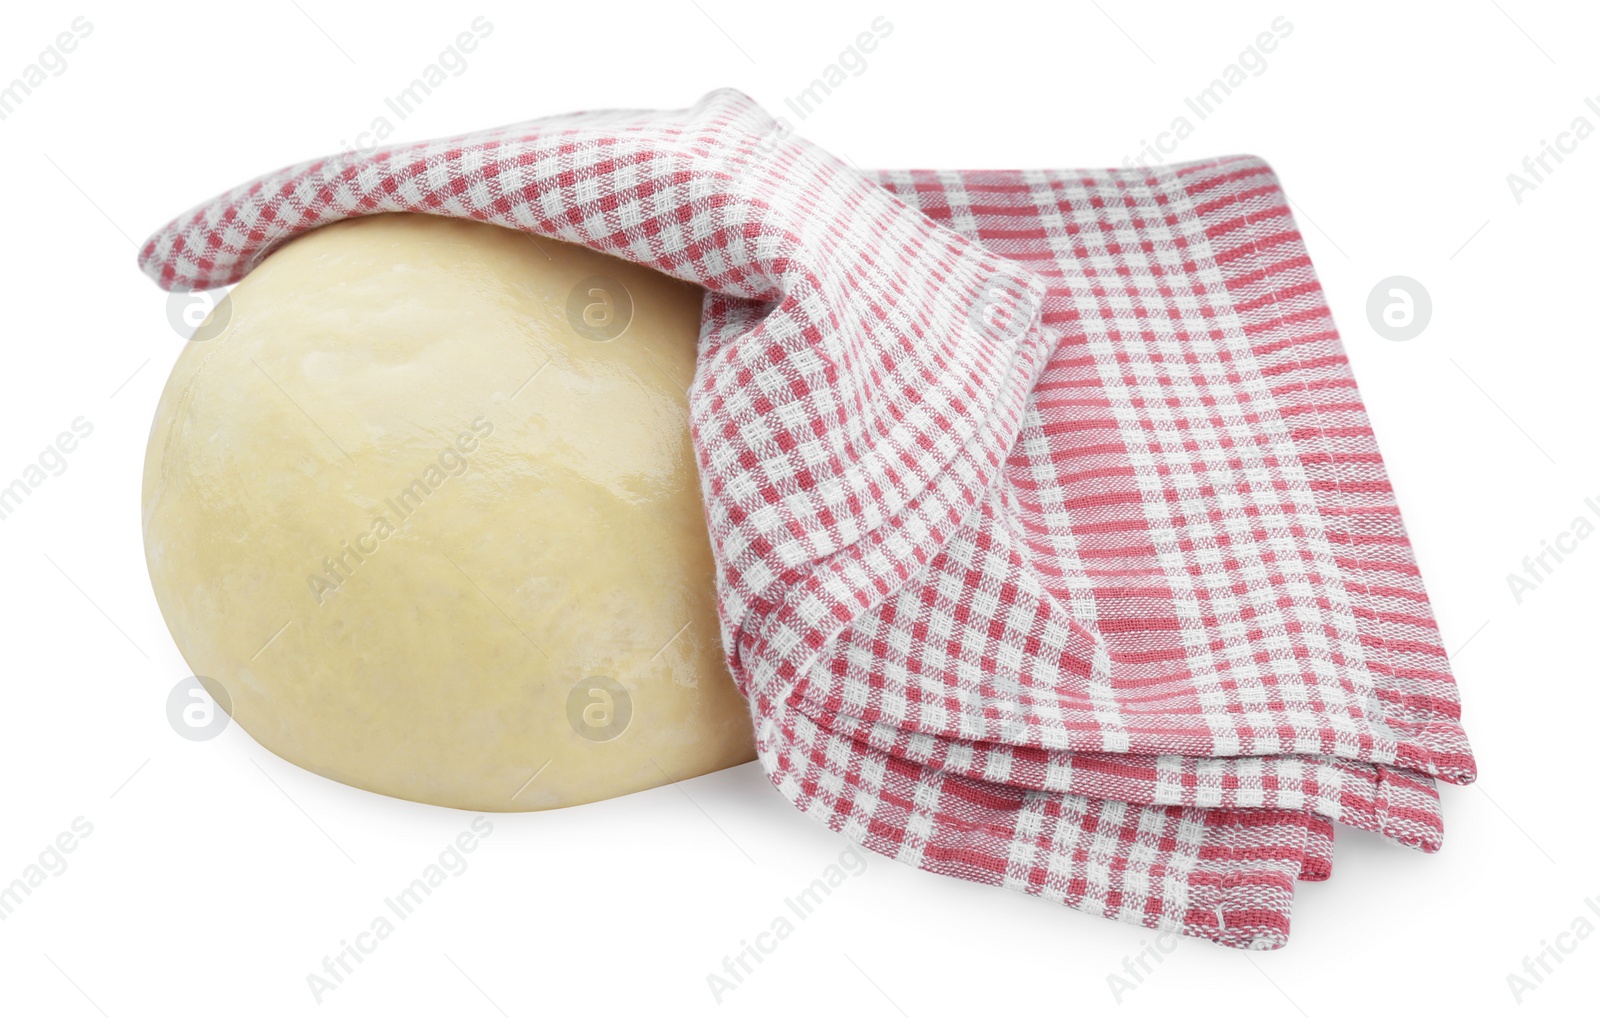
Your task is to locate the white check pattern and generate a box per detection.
[138,90,1473,949]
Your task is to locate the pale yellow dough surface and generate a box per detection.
[143,212,755,811]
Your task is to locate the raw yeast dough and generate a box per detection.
[143,213,756,811]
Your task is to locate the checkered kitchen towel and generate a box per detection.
[138,88,1475,949]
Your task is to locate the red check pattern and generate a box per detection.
[137,89,1474,949]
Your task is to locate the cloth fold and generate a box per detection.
[137,88,1474,949]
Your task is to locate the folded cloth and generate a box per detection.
[137,88,1475,949]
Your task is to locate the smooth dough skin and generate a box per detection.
[143,212,756,811]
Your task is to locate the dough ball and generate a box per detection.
[143,212,755,811]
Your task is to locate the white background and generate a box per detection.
[1,1,1596,1015]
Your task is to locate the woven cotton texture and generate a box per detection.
[138,89,1475,949]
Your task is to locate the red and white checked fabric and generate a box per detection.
[138,89,1475,949]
